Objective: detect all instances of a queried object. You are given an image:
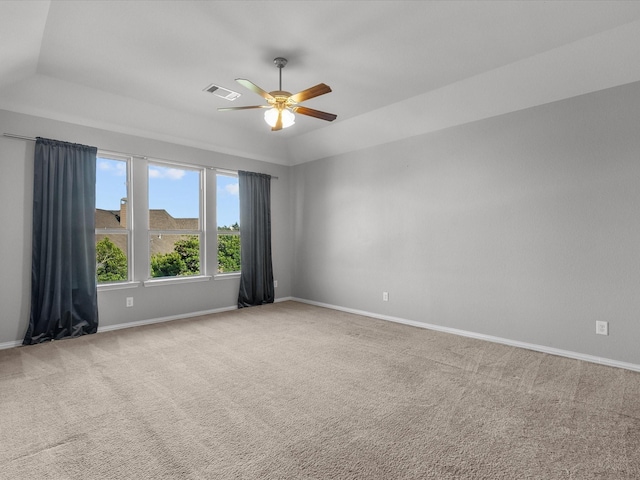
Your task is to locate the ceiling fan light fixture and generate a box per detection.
[218,57,336,130]
[264,107,295,129]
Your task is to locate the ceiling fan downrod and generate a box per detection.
[274,57,287,91]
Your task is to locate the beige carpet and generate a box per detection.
[1,301,639,479]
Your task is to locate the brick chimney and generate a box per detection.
[119,198,128,227]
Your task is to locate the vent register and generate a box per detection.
[203,84,241,101]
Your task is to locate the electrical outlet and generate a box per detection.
[126,297,134,308]
[274,280,278,288]
[595,320,608,336]
[383,292,389,302]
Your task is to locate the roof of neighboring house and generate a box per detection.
[95,209,122,229]
[95,208,198,231]
[96,208,199,257]
[149,210,198,231]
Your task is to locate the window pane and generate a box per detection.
[96,233,128,283]
[217,233,240,273]
[150,234,201,278]
[216,174,239,229]
[96,157,128,229]
[217,173,240,273]
[149,164,200,230]
[96,156,130,284]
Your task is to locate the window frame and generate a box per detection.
[95,150,243,289]
[145,159,207,283]
[95,152,136,289]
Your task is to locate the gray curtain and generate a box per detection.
[237,170,274,307]
[24,138,99,345]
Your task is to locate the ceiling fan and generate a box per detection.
[218,57,337,131]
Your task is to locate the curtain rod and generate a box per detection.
[3,133,278,179]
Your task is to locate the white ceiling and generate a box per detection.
[2,1,640,165]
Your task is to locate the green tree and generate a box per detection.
[217,223,240,273]
[96,236,127,282]
[217,234,241,273]
[174,235,200,275]
[151,227,241,277]
[151,251,186,278]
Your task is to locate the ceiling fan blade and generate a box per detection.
[217,105,269,111]
[272,110,283,131]
[236,79,275,101]
[289,83,332,104]
[293,106,337,122]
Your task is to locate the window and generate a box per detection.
[216,172,240,274]
[95,151,240,286]
[95,154,131,284]
[148,162,203,278]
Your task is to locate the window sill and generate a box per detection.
[98,281,141,292]
[214,272,241,280]
[143,275,212,287]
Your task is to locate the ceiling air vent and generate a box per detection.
[203,84,241,101]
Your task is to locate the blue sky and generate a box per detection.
[96,157,239,227]
[215,173,240,227]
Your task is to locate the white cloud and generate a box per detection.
[225,183,239,196]
[98,159,126,176]
[149,167,186,180]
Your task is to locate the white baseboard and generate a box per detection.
[97,305,239,333]
[11,296,634,373]
[0,340,23,350]
[99,297,293,333]
[291,297,640,373]
[275,296,294,303]
[0,297,294,350]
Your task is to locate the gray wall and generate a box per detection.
[292,81,640,366]
[0,109,293,345]
[3,80,640,367]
